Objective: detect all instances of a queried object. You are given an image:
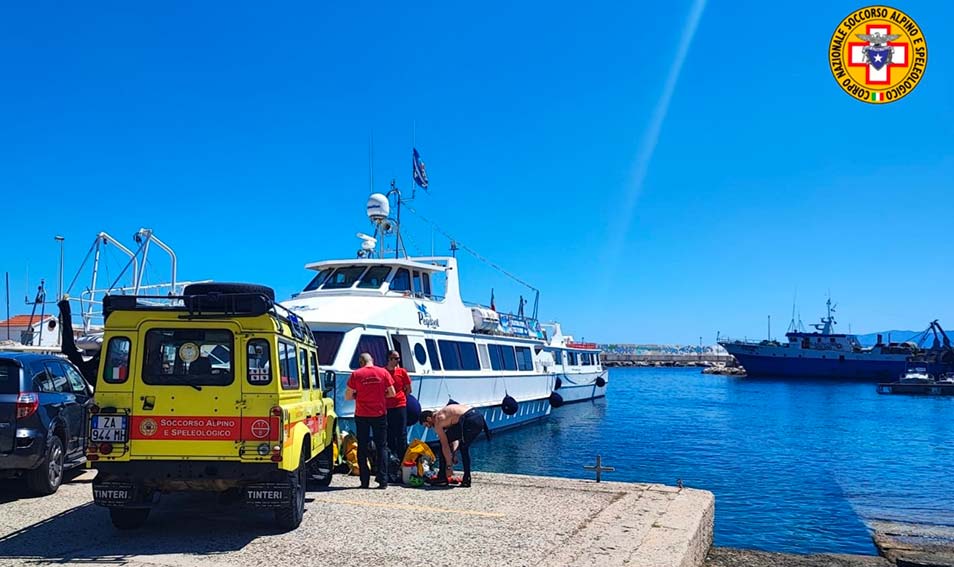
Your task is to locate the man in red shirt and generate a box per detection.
[385,350,413,479]
[345,353,396,489]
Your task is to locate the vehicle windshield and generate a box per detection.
[142,328,234,386]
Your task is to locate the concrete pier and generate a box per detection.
[0,471,713,567]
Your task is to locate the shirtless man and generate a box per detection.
[419,404,487,488]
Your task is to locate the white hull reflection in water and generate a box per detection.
[282,189,606,442]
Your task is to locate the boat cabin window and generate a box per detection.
[550,349,563,365]
[413,271,423,295]
[314,331,344,365]
[423,273,432,296]
[303,268,334,292]
[390,268,411,292]
[324,266,368,289]
[829,338,836,344]
[349,334,390,369]
[501,345,518,370]
[568,351,579,365]
[488,344,505,370]
[515,346,533,371]
[438,340,480,371]
[426,339,442,370]
[477,344,491,369]
[357,266,392,289]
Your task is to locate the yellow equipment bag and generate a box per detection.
[402,440,436,476]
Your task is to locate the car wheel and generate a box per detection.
[275,452,306,530]
[26,434,65,495]
[109,507,150,530]
[308,442,334,488]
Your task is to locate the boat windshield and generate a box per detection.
[322,266,368,289]
[356,266,392,289]
[303,268,334,292]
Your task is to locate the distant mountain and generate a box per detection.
[854,330,923,347]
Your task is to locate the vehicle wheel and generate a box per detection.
[26,434,65,495]
[109,507,150,530]
[308,442,334,488]
[275,452,306,530]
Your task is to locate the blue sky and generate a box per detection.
[1,1,951,344]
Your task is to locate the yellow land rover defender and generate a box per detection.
[87,283,337,530]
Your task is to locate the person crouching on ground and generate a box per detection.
[345,353,396,489]
[419,403,487,488]
[385,350,412,481]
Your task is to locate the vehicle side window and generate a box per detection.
[63,364,89,394]
[33,365,54,393]
[103,337,131,384]
[45,362,71,393]
[279,341,300,390]
[310,351,321,390]
[300,347,311,390]
[247,339,272,386]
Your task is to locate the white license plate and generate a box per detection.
[91,415,127,443]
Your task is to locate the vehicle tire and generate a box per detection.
[183,282,275,300]
[308,441,334,488]
[109,507,150,530]
[26,434,65,495]
[275,452,306,530]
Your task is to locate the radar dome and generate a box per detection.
[366,193,390,222]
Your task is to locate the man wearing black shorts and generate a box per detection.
[420,403,488,487]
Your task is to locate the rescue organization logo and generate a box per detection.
[140,418,158,437]
[829,6,927,104]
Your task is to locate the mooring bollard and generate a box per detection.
[583,454,615,483]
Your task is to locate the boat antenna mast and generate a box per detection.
[812,297,837,334]
[362,181,408,259]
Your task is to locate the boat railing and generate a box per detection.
[719,336,781,346]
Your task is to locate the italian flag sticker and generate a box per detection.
[871,92,884,102]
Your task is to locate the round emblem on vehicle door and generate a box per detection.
[140,418,158,437]
[178,342,200,363]
[250,419,270,439]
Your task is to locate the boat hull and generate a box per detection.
[329,369,553,443]
[727,349,908,381]
[554,371,608,403]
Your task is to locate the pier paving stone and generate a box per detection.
[0,470,713,567]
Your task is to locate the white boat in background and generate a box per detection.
[282,189,559,442]
[543,323,607,403]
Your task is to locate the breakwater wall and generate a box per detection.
[601,353,737,368]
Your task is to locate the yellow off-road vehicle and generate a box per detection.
[87,283,337,530]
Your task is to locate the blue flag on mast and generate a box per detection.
[412,148,429,190]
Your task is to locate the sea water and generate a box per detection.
[469,367,954,554]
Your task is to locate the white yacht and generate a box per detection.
[282,191,557,441]
[543,323,607,403]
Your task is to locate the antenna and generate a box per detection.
[368,132,375,193]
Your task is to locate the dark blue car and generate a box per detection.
[0,352,93,494]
